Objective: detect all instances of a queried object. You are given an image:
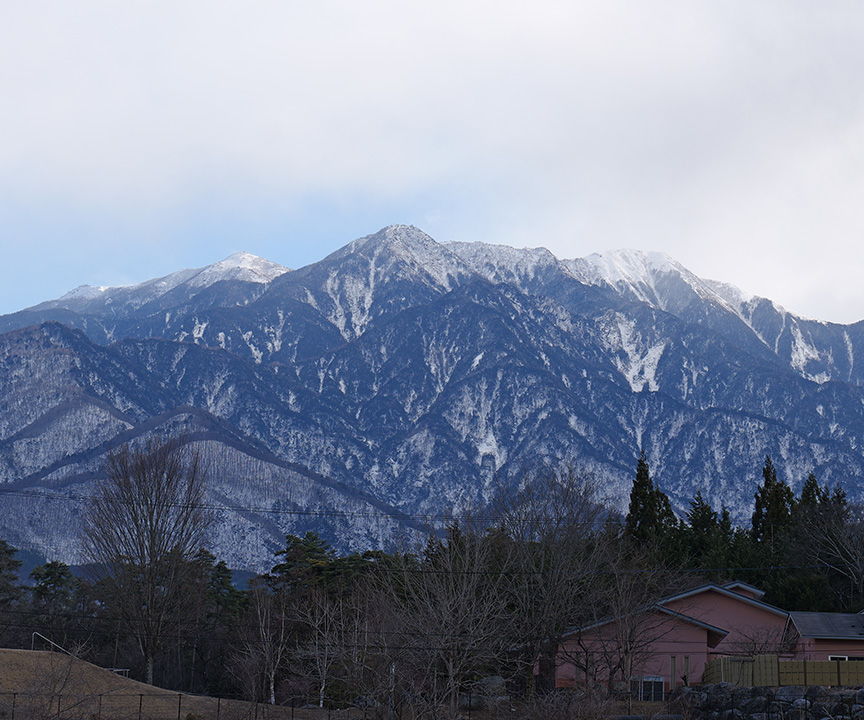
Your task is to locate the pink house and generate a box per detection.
[785,612,864,661]
[550,582,790,696]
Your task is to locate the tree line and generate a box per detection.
[0,439,862,714]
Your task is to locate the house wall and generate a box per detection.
[793,638,864,661]
[554,587,795,693]
[664,589,788,658]
[556,611,710,691]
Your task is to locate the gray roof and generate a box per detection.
[789,612,864,640]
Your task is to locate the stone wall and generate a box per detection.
[669,683,864,720]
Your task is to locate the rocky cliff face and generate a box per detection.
[3,225,864,571]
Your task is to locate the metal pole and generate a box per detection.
[98,694,102,720]
[11,692,15,720]
[138,694,143,720]
[178,693,183,720]
[217,696,221,720]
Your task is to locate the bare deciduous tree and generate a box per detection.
[82,436,212,685]
[800,500,864,608]
[230,578,295,705]
[387,526,511,717]
[297,586,346,708]
[492,467,610,695]
[563,538,682,712]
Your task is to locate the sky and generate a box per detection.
[3,1,864,322]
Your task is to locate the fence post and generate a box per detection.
[11,692,15,720]
[98,694,102,720]
[138,693,143,720]
[178,693,183,720]
[216,696,221,720]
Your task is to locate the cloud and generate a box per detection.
[3,1,864,320]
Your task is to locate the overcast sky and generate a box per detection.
[2,1,864,322]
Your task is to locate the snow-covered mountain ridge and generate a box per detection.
[2,225,864,571]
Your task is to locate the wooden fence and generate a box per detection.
[703,655,864,687]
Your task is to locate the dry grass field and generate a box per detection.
[0,649,367,720]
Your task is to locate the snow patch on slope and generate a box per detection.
[790,323,829,383]
[605,314,666,392]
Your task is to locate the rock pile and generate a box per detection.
[670,683,864,720]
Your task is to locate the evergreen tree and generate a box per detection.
[0,540,21,609]
[30,561,86,651]
[798,472,829,509]
[625,451,678,544]
[0,540,22,646]
[271,531,338,592]
[751,456,795,544]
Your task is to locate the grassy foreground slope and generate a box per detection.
[0,649,320,719]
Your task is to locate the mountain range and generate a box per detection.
[2,225,863,571]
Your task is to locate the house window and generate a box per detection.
[829,655,864,661]
[829,655,847,661]
[630,675,664,702]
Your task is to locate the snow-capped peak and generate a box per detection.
[445,241,569,285]
[566,248,736,313]
[187,252,290,287]
[569,248,685,288]
[57,284,111,301]
[37,253,290,313]
[343,225,473,290]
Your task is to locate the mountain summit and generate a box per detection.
[1,226,863,571]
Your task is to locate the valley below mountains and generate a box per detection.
[2,225,864,572]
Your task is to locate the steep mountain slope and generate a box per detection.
[2,225,864,570]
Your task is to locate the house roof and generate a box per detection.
[559,582,784,644]
[660,583,788,618]
[789,612,864,640]
[722,581,766,600]
[562,600,730,644]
